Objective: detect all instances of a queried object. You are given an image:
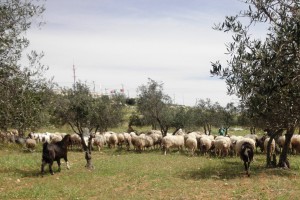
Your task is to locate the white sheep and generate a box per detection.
[93,135,106,151]
[277,135,294,153]
[134,136,146,152]
[235,138,256,156]
[213,138,231,157]
[108,133,118,148]
[70,133,81,150]
[103,131,113,144]
[50,134,63,143]
[230,135,244,155]
[130,132,138,150]
[161,135,185,155]
[123,132,132,150]
[117,133,125,148]
[25,138,37,152]
[291,135,300,154]
[149,133,162,149]
[185,136,197,156]
[198,136,213,155]
[144,135,154,149]
[264,137,275,155]
[147,130,162,136]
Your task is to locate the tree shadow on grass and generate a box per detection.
[0,167,41,178]
[178,159,298,180]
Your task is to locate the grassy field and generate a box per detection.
[1,143,300,200]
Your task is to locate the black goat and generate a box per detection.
[41,134,71,175]
[240,142,254,177]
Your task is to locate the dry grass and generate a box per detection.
[0,143,300,200]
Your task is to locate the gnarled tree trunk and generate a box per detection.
[278,126,295,168]
[266,133,276,168]
[266,129,283,168]
[79,134,94,170]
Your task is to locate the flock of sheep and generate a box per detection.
[2,128,300,176]
[3,129,300,156]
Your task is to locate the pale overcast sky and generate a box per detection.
[24,0,252,106]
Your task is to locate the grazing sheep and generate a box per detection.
[50,134,63,143]
[108,133,118,148]
[214,138,231,157]
[291,135,300,154]
[123,132,132,150]
[25,138,37,152]
[149,133,162,149]
[230,135,244,155]
[264,137,275,155]
[161,135,185,155]
[103,132,113,144]
[185,136,197,156]
[235,138,256,156]
[244,134,258,142]
[93,135,106,151]
[277,135,292,153]
[41,134,71,175]
[117,133,125,148]
[214,136,231,157]
[144,135,154,149]
[256,135,267,152]
[198,136,213,155]
[69,133,81,150]
[240,142,254,177]
[130,132,138,150]
[135,136,147,152]
[147,130,162,136]
[15,136,26,146]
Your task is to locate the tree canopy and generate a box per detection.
[0,0,52,135]
[211,0,300,167]
[52,82,126,168]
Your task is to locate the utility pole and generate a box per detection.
[72,63,76,89]
[93,81,95,93]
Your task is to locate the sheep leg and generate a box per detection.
[244,161,250,177]
[49,162,54,175]
[41,160,46,175]
[164,147,167,155]
[64,157,70,170]
[57,159,61,172]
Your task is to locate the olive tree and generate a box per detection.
[211,0,300,168]
[0,0,52,135]
[52,82,125,169]
[136,79,190,136]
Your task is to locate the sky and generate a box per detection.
[24,0,252,106]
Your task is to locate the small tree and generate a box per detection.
[136,79,189,136]
[192,99,223,134]
[52,82,125,169]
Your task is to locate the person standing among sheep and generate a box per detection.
[218,127,225,136]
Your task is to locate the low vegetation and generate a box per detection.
[1,142,300,199]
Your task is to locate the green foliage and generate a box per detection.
[0,0,45,68]
[211,0,300,131]
[0,0,51,135]
[211,0,300,166]
[52,82,126,134]
[136,78,193,135]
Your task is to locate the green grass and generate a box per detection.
[1,143,300,200]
